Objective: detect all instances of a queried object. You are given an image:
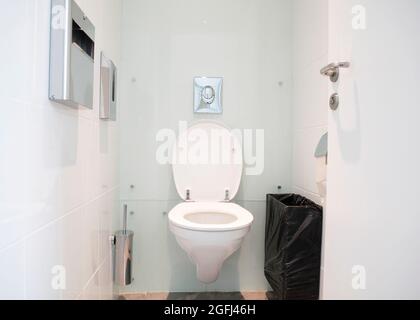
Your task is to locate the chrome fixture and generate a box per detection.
[194,77,223,114]
[329,93,340,110]
[123,204,128,232]
[113,204,134,286]
[49,0,95,108]
[201,86,216,105]
[100,53,117,121]
[186,189,191,201]
[225,189,230,202]
[320,62,350,82]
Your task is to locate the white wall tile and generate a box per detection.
[291,0,329,205]
[79,272,101,300]
[206,201,269,292]
[119,200,199,293]
[99,190,117,263]
[0,0,122,300]
[81,202,100,286]
[0,0,36,103]
[79,257,113,300]
[0,243,25,299]
[118,199,269,294]
[0,100,30,248]
[120,0,293,202]
[24,222,62,300]
[292,57,329,130]
[292,0,329,69]
[293,126,328,195]
[118,0,293,293]
[60,209,86,300]
[98,257,114,300]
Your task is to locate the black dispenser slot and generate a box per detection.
[112,68,116,102]
[72,20,95,59]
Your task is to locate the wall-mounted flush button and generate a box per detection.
[201,86,216,104]
[194,77,223,114]
[329,93,339,110]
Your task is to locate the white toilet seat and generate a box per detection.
[168,121,254,283]
[171,120,243,202]
[169,202,253,232]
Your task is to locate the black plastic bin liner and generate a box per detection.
[265,194,323,300]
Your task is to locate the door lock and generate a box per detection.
[329,93,339,110]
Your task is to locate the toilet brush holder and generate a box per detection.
[113,205,134,286]
[114,230,134,286]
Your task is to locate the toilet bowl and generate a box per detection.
[168,121,254,283]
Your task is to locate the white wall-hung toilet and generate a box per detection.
[168,121,254,283]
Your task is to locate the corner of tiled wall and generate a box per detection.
[291,0,329,205]
[0,0,122,300]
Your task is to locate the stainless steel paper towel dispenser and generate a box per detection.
[49,0,95,108]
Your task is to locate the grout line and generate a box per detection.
[291,52,328,71]
[293,124,328,132]
[76,257,110,300]
[0,186,120,254]
[23,241,27,300]
[119,199,268,203]
[293,186,321,198]
[29,100,119,131]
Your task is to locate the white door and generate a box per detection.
[322,0,420,299]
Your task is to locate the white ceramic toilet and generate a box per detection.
[168,121,254,283]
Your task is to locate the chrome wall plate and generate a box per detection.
[194,77,223,114]
[49,0,95,109]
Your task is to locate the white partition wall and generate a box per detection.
[0,0,122,299]
[322,0,420,299]
[291,0,329,205]
[119,0,293,293]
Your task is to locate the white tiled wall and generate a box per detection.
[0,0,122,299]
[291,0,329,205]
[120,200,268,293]
[119,0,293,293]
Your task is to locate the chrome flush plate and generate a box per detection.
[194,77,223,114]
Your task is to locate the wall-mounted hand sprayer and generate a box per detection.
[321,62,350,111]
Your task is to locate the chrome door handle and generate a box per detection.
[320,62,350,82]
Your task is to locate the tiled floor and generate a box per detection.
[120,292,280,301]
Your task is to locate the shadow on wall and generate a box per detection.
[99,121,109,154]
[46,104,79,168]
[167,199,271,293]
[167,227,241,293]
[332,81,361,164]
[167,221,205,292]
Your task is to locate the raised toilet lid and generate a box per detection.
[172,121,243,202]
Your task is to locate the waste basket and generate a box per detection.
[265,194,323,300]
